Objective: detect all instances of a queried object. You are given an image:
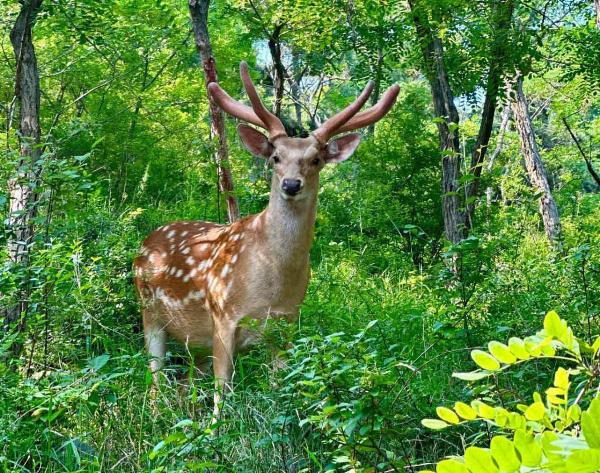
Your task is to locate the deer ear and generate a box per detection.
[325,134,361,163]
[237,124,273,158]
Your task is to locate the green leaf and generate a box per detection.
[472,400,496,419]
[591,336,600,356]
[554,367,569,390]
[471,350,501,371]
[464,447,499,473]
[514,431,542,467]
[524,402,545,421]
[437,407,460,424]
[565,449,600,473]
[436,459,469,473]
[508,337,530,360]
[452,371,490,381]
[490,436,520,472]
[454,402,477,420]
[422,419,449,430]
[488,341,517,364]
[88,354,110,371]
[582,398,600,449]
[544,310,565,338]
[541,431,562,462]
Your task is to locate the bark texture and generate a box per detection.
[465,0,514,227]
[409,0,465,244]
[267,24,285,118]
[485,105,511,206]
[509,75,561,248]
[4,0,44,339]
[595,0,600,30]
[189,0,240,223]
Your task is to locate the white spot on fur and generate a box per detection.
[185,256,196,266]
[220,264,230,278]
[231,254,238,264]
[176,269,183,278]
[181,231,188,237]
[181,247,191,255]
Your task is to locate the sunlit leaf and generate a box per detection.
[490,436,520,472]
[422,419,450,430]
[471,350,500,371]
[437,407,459,424]
[488,341,516,364]
[464,446,498,473]
[524,402,545,421]
[582,398,600,449]
[454,402,477,420]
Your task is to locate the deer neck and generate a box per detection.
[260,178,318,267]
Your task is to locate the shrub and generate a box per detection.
[420,311,600,473]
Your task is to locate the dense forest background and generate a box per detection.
[1,0,600,471]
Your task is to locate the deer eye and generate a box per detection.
[272,155,280,164]
[311,158,320,166]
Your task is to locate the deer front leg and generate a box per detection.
[211,316,236,419]
[143,318,167,413]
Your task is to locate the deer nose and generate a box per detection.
[281,178,302,196]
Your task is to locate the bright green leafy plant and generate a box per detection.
[420,311,600,473]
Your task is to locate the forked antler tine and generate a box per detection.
[208,82,266,129]
[239,61,287,140]
[311,81,375,144]
[334,84,401,135]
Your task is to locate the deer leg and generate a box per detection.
[144,317,167,387]
[211,317,236,419]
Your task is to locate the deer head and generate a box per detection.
[208,62,400,203]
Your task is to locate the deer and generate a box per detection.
[133,61,399,415]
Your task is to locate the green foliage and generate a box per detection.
[1,0,600,471]
[277,320,411,471]
[421,311,600,473]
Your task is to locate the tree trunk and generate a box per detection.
[562,117,600,187]
[268,24,285,118]
[367,47,384,135]
[509,74,561,248]
[289,49,304,135]
[465,0,514,227]
[595,0,600,30]
[409,0,465,244]
[189,0,240,223]
[4,0,44,346]
[485,105,511,206]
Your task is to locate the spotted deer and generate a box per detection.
[134,62,399,413]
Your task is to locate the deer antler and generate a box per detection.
[209,61,400,144]
[208,62,287,141]
[334,84,400,135]
[311,83,400,144]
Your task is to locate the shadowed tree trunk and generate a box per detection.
[465,0,514,228]
[509,74,561,248]
[368,47,384,134]
[486,105,511,206]
[4,0,44,350]
[288,49,305,136]
[189,0,240,223]
[409,0,465,245]
[267,24,285,118]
